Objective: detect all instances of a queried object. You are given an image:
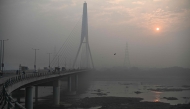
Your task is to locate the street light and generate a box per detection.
[57,55,61,68]
[0,40,2,72]
[0,39,9,76]
[47,53,51,72]
[65,57,67,68]
[32,48,39,73]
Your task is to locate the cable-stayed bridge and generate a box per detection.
[50,2,94,70]
[0,2,94,109]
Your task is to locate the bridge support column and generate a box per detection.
[75,74,78,91]
[35,86,38,104]
[25,86,33,109]
[68,75,72,92]
[67,75,78,94]
[53,79,60,105]
[15,89,20,103]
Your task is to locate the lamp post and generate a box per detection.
[65,57,66,68]
[47,53,51,72]
[0,40,2,72]
[57,55,62,68]
[0,39,9,76]
[32,48,39,73]
[69,59,71,69]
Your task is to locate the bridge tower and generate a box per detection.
[73,2,94,69]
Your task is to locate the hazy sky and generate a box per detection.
[0,0,190,70]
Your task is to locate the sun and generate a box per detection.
[156,28,159,31]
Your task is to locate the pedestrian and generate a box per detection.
[22,71,25,75]
[16,70,18,75]
[0,70,2,77]
[18,70,20,75]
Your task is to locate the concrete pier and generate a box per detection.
[15,89,20,103]
[68,75,72,92]
[53,79,60,105]
[75,74,78,91]
[67,74,78,94]
[35,86,38,104]
[25,86,33,109]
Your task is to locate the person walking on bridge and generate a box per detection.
[0,70,2,77]
[22,71,25,75]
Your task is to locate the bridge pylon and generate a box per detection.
[73,2,94,69]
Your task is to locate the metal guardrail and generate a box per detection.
[0,85,25,109]
[0,69,85,109]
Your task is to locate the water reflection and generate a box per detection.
[80,81,190,105]
[153,91,162,102]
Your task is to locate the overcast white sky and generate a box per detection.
[0,0,190,70]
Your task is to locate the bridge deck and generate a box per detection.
[0,69,89,109]
[0,72,41,86]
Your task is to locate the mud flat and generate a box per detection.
[147,88,186,92]
[134,91,143,94]
[163,97,178,100]
[34,97,190,109]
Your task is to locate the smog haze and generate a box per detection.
[0,0,190,70]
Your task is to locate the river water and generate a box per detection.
[80,70,190,105]
[13,70,190,107]
[79,80,190,105]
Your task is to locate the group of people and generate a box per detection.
[16,70,25,75]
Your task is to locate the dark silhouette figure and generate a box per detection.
[16,70,18,75]
[114,53,116,55]
[22,71,25,75]
[0,70,2,76]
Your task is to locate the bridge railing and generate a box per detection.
[0,69,86,109]
[0,85,25,109]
